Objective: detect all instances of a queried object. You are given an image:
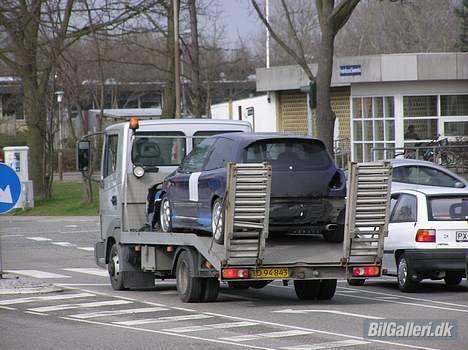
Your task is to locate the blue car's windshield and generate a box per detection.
[244,139,331,170]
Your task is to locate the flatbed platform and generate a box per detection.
[121,230,344,268]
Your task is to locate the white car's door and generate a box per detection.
[383,193,418,275]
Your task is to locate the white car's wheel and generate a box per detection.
[398,254,418,292]
[160,195,172,233]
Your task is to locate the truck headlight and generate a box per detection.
[133,166,145,178]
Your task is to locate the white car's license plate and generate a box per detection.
[456,231,468,242]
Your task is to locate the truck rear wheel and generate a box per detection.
[176,251,203,302]
[108,244,126,290]
[444,274,462,286]
[201,278,219,302]
[317,279,337,300]
[294,280,320,300]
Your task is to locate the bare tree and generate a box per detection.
[252,0,360,152]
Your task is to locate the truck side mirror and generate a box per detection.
[77,140,90,172]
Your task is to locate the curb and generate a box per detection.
[0,274,64,295]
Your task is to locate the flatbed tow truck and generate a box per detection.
[78,119,392,302]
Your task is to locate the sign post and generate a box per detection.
[0,163,22,278]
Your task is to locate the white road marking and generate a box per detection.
[0,293,95,305]
[376,296,400,300]
[63,268,108,277]
[5,270,71,279]
[281,340,370,350]
[335,292,468,314]
[0,306,16,310]
[163,321,258,333]
[52,242,76,247]
[56,283,110,287]
[69,307,169,319]
[24,311,48,316]
[273,309,383,320]
[76,247,94,252]
[65,288,442,350]
[28,299,132,313]
[64,225,78,228]
[221,330,312,342]
[61,317,277,350]
[159,291,178,295]
[115,314,213,326]
[338,286,468,308]
[1,234,24,238]
[26,237,52,241]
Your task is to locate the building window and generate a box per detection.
[352,96,395,162]
[444,121,468,136]
[441,95,468,116]
[403,95,438,143]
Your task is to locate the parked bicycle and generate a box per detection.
[395,135,457,167]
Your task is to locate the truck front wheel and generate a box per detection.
[108,244,126,290]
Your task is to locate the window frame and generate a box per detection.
[103,134,119,179]
[390,193,418,223]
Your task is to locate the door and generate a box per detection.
[383,193,418,275]
[168,138,216,228]
[100,132,121,239]
[197,137,236,229]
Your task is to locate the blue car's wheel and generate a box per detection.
[160,195,172,233]
[212,198,224,244]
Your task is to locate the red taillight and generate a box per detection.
[222,268,250,279]
[415,229,436,243]
[352,266,380,277]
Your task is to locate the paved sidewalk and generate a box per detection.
[0,273,63,295]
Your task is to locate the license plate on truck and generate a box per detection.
[251,268,289,279]
[456,231,468,242]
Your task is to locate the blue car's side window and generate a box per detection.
[182,138,216,173]
[204,138,236,171]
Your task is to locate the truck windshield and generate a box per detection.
[428,196,468,221]
[131,132,186,166]
[243,139,331,170]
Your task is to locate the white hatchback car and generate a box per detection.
[382,188,468,292]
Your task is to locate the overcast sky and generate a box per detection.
[216,0,262,45]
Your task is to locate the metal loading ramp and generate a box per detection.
[344,161,392,264]
[223,162,272,266]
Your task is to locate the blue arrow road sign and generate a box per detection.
[0,163,21,214]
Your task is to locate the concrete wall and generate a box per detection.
[257,53,468,92]
[210,94,278,132]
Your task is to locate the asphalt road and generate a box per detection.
[0,216,467,350]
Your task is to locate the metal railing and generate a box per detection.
[371,144,468,176]
[334,138,350,170]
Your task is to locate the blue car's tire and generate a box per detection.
[212,198,224,244]
[160,195,172,233]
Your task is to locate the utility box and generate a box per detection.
[2,146,34,209]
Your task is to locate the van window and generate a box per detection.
[132,132,185,166]
[193,130,242,148]
[244,139,331,170]
[103,134,118,178]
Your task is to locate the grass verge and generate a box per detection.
[10,182,99,216]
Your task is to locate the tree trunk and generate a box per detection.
[315,6,336,155]
[163,1,176,118]
[188,0,202,117]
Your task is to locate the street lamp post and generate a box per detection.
[55,91,64,181]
